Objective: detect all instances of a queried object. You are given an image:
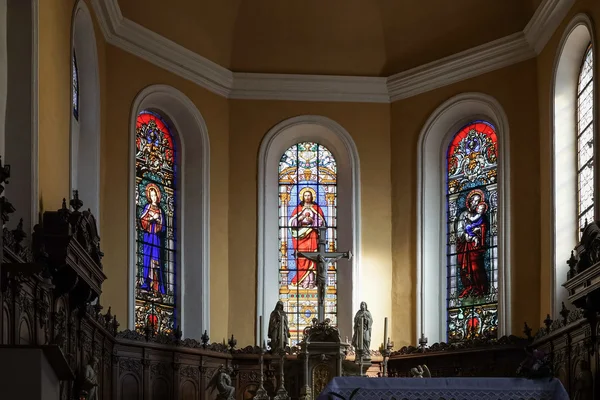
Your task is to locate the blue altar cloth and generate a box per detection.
[317,377,569,400]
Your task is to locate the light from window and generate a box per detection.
[577,44,594,232]
[278,142,337,345]
[134,110,177,335]
[72,51,79,121]
[446,121,499,342]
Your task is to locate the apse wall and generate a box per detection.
[537,0,600,320]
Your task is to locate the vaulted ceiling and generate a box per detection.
[119,0,543,77]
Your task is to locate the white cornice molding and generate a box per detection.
[230,73,389,103]
[90,0,575,103]
[387,32,534,102]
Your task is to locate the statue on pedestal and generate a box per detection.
[82,356,99,400]
[268,300,290,351]
[351,302,373,356]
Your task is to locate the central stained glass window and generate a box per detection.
[446,120,499,342]
[278,142,337,345]
[134,110,177,335]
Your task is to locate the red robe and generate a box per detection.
[456,220,489,298]
[289,203,326,285]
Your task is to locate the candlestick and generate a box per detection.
[383,317,388,351]
[259,315,263,346]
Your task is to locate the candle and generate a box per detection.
[359,317,364,350]
[384,317,388,349]
[259,315,263,347]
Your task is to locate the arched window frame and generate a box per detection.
[257,115,361,345]
[70,0,100,222]
[129,85,210,338]
[417,93,511,344]
[552,14,597,316]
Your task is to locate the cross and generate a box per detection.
[296,227,352,322]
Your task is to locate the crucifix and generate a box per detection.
[297,227,352,322]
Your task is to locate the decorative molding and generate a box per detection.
[231,73,389,103]
[387,32,534,102]
[90,0,575,103]
[524,0,577,54]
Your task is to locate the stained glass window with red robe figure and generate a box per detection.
[278,142,337,346]
[134,110,177,335]
[577,43,594,233]
[72,51,79,121]
[446,121,499,342]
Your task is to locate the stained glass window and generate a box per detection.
[72,51,79,121]
[446,121,499,342]
[278,142,337,345]
[577,44,594,233]
[134,110,177,335]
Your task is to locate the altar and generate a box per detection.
[317,377,569,400]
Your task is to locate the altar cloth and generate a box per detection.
[317,377,569,400]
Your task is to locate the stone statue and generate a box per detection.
[268,300,290,351]
[351,301,373,354]
[207,365,235,400]
[82,356,99,400]
[410,365,431,378]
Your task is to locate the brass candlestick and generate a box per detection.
[273,347,289,400]
[253,341,270,400]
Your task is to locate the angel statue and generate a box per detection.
[206,365,235,400]
[410,364,431,378]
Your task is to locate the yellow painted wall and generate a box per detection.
[228,101,393,345]
[38,0,76,212]
[537,0,600,320]
[391,60,542,345]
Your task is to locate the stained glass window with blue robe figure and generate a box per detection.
[446,121,499,342]
[134,110,177,335]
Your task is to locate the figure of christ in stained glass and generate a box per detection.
[278,142,337,345]
[446,121,499,343]
[134,110,177,335]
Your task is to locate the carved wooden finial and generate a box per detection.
[560,302,570,324]
[523,322,532,340]
[70,190,83,212]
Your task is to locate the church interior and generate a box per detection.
[1,0,600,399]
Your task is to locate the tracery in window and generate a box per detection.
[446,121,499,342]
[134,110,177,335]
[278,142,337,345]
[72,51,79,120]
[577,44,594,232]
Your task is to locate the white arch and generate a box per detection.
[256,115,361,345]
[416,92,511,344]
[70,0,101,221]
[129,84,210,338]
[551,14,596,316]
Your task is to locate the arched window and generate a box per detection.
[552,15,595,316]
[417,93,510,344]
[577,44,594,232]
[70,1,100,221]
[134,110,178,334]
[257,116,360,345]
[278,142,338,345]
[129,85,210,339]
[72,51,79,120]
[446,121,499,342]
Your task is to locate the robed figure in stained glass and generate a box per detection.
[455,189,489,298]
[289,187,326,288]
[139,183,166,294]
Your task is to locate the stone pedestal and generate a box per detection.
[298,319,349,399]
[0,345,74,400]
